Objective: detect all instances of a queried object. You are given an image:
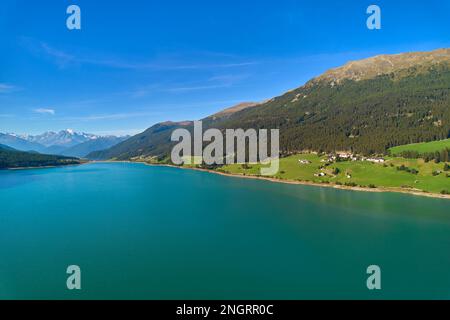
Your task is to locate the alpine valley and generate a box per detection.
[85,48,450,198]
[89,49,450,161]
[2,49,449,197]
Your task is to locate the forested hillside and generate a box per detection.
[0,146,82,169]
[214,63,449,155]
[88,49,450,161]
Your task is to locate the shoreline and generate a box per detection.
[9,160,448,200]
[134,161,450,200]
[2,162,86,171]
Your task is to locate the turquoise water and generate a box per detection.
[0,162,449,300]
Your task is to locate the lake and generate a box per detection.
[0,162,449,299]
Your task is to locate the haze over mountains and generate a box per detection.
[89,48,450,161]
[0,129,129,158]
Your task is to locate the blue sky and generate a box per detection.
[0,0,449,135]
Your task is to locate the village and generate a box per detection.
[298,152,385,165]
[297,152,386,178]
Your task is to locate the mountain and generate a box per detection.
[43,145,70,155]
[0,130,128,158]
[207,102,261,121]
[60,136,129,158]
[0,144,16,151]
[87,122,191,160]
[312,48,450,84]
[0,133,47,153]
[0,147,82,169]
[89,48,450,160]
[27,129,99,148]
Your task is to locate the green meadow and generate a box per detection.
[220,153,450,195]
[389,139,450,155]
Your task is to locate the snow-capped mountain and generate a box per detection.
[27,129,100,147]
[0,129,130,157]
[0,133,47,153]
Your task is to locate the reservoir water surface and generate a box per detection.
[0,162,449,299]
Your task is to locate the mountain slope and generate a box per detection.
[88,122,192,160]
[60,136,129,158]
[90,48,450,160]
[0,148,82,169]
[312,48,450,84]
[0,144,16,151]
[0,133,47,153]
[43,145,70,155]
[206,102,261,121]
[217,60,449,154]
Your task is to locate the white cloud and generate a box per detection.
[20,37,259,71]
[0,83,18,93]
[34,108,56,115]
[60,111,162,122]
[165,83,231,93]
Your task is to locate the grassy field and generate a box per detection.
[389,139,450,155]
[219,153,450,195]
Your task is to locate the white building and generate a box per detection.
[367,158,385,163]
[314,172,326,177]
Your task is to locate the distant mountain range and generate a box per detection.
[0,130,129,158]
[59,136,130,158]
[88,48,450,161]
[25,129,98,147]
[0,133,47,153]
